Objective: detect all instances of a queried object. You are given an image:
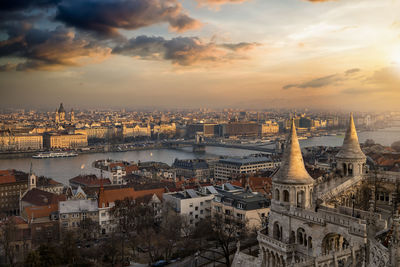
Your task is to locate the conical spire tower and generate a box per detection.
[273,119,313,185]
[336,113,366,160]
[336,113,366,177]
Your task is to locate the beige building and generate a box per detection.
[43,133,87,149]
[122,124,151,138]
[260,121,279,135]
[0,134,43,151]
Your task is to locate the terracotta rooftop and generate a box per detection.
[70,175,111,187]
[22,188,66,206]
[24,204,58,221]
[98,187,166,208]
[0,170,16,184]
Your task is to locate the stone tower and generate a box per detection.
[70,108,75,123]
[58,103,66,122]
[55,108,59,123]
[271,119,314,210]
[336,113,366,177]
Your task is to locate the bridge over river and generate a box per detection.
[162,140,278,154]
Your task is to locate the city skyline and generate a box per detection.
[0,0,399,111]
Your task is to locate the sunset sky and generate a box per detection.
[0,0,399,110]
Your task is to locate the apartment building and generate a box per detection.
[214,155,279,180]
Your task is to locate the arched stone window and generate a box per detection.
[348,163,353,176]
[297,228,305,244]
[289,231,295,244]
[283,190,290,202]
[275,189,280,201]
[297,190,305,208]
[343,163,347,176]
[273,222,282,241]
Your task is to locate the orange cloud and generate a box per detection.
[196,0,250,7]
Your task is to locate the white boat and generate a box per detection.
[32,152,78,159]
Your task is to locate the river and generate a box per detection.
[0,126,399,185]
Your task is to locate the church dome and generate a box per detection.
[273,119,314,185]
[58,103,65,113]
[336,113,366,160]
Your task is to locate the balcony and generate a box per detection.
[257,231,295,253]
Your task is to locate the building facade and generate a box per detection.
[43,133,87,149]
[214,156,279,181]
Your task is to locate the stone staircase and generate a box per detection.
[316,175,365,202]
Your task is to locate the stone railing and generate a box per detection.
[318,206,367,236]
[369,238,389,267]
[257,231,295,253]
[317,175,364,201]
[314,246,360,267]
[288,207,325,226]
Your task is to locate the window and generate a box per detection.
[225,210,231,215]
[101,212,106,217]
[195,206,198,211]
[200,210,203,214]
[189,203,193,208]
[200,202,204,206]
[237,203,244,209]
[195,215,198,219]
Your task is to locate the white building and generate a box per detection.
[59,199,99,231]
[214,155,279,181]
[163,189,214,228]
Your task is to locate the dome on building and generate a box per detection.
[58,103,65,113]
[273,119,314,185]
[336,113,366,160]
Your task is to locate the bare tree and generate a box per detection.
[201,213,249,267]
[0,219,18,265]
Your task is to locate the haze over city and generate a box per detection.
[1,0,400,110]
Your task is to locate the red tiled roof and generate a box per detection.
[70,175,111,187]
[22,188,66,206]
[24,204,58,221]
[0,170,16,184]
[98,187,166,208]
[125,165,139,173]
[109,163,125,169]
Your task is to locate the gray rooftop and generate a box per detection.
[59,199,98,214]
[218,156,272,166]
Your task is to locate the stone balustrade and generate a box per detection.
[257,231,295,253]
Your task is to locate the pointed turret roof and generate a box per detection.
[336,113,366,160]
[273,119,314,185]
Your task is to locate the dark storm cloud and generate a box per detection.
[283,74,342,89]
[113,35,257,66]
[0,26,111,71]
[55,0,201,37]
[345,68,361,75]
[0,0,60,11]
[0,63,18,72]
[221,42,260,51]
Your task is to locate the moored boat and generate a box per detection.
[32,152,78,159]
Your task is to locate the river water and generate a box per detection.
[0,126,399,185]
